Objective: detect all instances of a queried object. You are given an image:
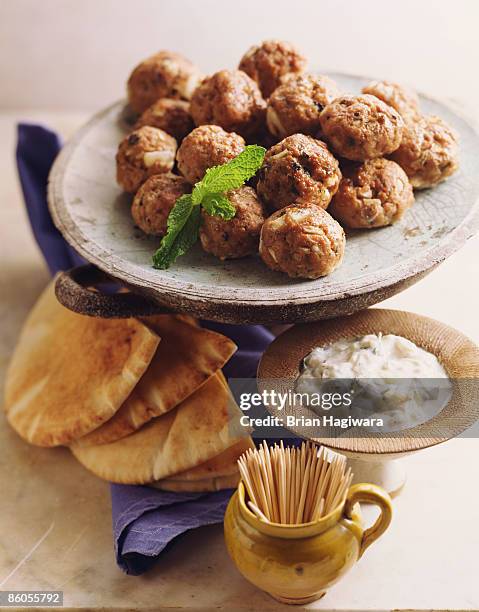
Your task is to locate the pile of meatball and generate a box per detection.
[116,42,459,280]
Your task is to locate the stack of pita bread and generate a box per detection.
[4,280,253,491]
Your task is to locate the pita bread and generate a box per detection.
[152,472,240,492]
[162,437,254,481]
[76,315,237,446]
[70,372,248,484]
[149,436,253,491]
[4,280,160,447]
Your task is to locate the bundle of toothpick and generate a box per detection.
[238,441,353,525]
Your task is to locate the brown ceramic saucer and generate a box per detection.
[257,308,479,457]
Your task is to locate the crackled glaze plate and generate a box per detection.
[48,74,479,323]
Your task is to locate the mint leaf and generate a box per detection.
[152,194,194,269]
[160,206,201,268]
[202,193,236,220]
[192,145,266,203]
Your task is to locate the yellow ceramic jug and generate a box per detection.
[224,481,392,604]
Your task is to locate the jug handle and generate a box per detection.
[344,483,393,559]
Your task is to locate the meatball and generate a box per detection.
[329,159,414,228]
[259,205,345,279]
[238,40,307,98]
[127,51,203,114]
[131,173,190,236]
[389,115,459,189]
[116,126,177,193]
[176,125,245,185]
[199,186,266,260]
[319,94,404,161]
[134,99,194,141]
[362,80,419,119]
[256,134,341,211]
[190,70,266,141]
[267,73,341,138]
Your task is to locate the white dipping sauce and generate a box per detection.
[296,334,451,430]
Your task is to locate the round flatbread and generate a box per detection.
[162,437,254,482]
[149,436,254,492]
[70,372,248,484]
[75,315,237,446]
[4,280,160,447]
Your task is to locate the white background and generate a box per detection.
[1,0,478,111]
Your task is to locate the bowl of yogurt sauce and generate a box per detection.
[257,308,479,454]
[295,333,452,432]
[257,309,479,493]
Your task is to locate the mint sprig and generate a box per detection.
[152,144,266,269]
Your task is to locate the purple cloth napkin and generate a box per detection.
[16,124,86,274]
[16,123,274,575]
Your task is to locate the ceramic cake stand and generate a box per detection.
[48,73,479,324]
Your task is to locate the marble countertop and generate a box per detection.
[1,110,479,611]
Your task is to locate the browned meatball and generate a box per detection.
[267,74,341,138]
[260,205,345,279]
[134,99,194,141]
[256,134,341,211]
[329,159,414,228]
[319,95,404,161]
[199,187,266,260]
[238,40,307,98]
[127,51,203,114]
[389,115,459,189]
[176,125,245,185]
[190,70,266,141]
[362,80,420,119]
[131,173,190,236]
[116,126,177,193]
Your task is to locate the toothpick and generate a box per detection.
[296,446,313,524]
[248,501,269,522]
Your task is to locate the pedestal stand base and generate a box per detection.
[346,457,406,498]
